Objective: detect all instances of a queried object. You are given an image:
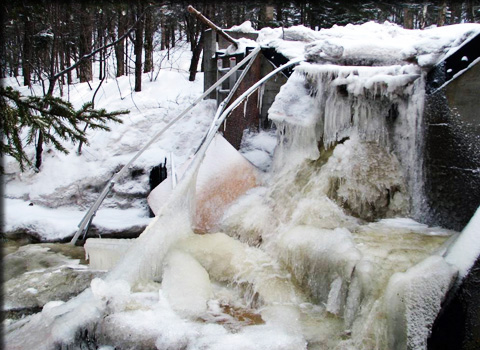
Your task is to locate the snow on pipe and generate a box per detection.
[70,46,262,245]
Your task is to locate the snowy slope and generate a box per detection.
[2,43,218,241]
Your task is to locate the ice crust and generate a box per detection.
[385,256,457,350]
[162,249,213,317]
[84,238,135,270]
[275,225,361,313]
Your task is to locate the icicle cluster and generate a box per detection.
[269,62,427,218]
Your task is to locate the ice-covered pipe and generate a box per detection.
[70,46,262,245]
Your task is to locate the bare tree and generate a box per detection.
[134,3,145,92]
[144,8,154,73]
[78,3,93,83]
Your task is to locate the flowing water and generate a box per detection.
[4,63,460,350]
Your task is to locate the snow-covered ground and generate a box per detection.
[2,41,276,242]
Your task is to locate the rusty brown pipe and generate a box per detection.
[187,5,239,49]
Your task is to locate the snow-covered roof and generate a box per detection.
[257,21,480,68]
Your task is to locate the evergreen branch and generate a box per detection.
[0,87,129,173]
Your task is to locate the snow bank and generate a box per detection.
[258,22,480,67]
[229,21,257,33]
[4,198,151,241]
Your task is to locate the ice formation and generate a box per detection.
[148,133,259,233]
[84,238,135,270]
[269,62,426,219]
[7,21,480,350]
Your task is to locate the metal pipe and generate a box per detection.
[195,47,261,154]
[185,58,304,181]
[70,47,262,245]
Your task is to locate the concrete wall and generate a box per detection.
[427,58,480,350]
[424,61,480,232]
[446,62,480,134]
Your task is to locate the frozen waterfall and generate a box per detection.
[5,40,473,350]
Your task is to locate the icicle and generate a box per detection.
[243,97,248,118]
[257,83,265,113]
[170,152,177,188]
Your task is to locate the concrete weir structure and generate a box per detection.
[424,33,480,231]
[425,33,480,350]
[203,25,480,233]
[201,25,480,349]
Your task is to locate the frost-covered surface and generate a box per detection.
[385,256,457,350]
[258,21,480,67]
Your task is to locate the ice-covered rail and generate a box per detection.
[184,57,304,181]
[70,46,262,245]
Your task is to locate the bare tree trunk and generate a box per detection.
[134,4,144,92]
[35,131,44,170]
[189,29,204,82]
[403,7,414,29]
[161,14,166,50]
[116,9,126,77]
[465,0,474,22]
[79,4,93,82]
[170,23,175,48]
[23,16,34,86]
[143,8,154,73]
[438,1,448,26]
[98,24,104,80]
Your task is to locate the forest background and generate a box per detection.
[1,0,479,171]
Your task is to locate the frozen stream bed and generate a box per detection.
[3,151,459,350]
